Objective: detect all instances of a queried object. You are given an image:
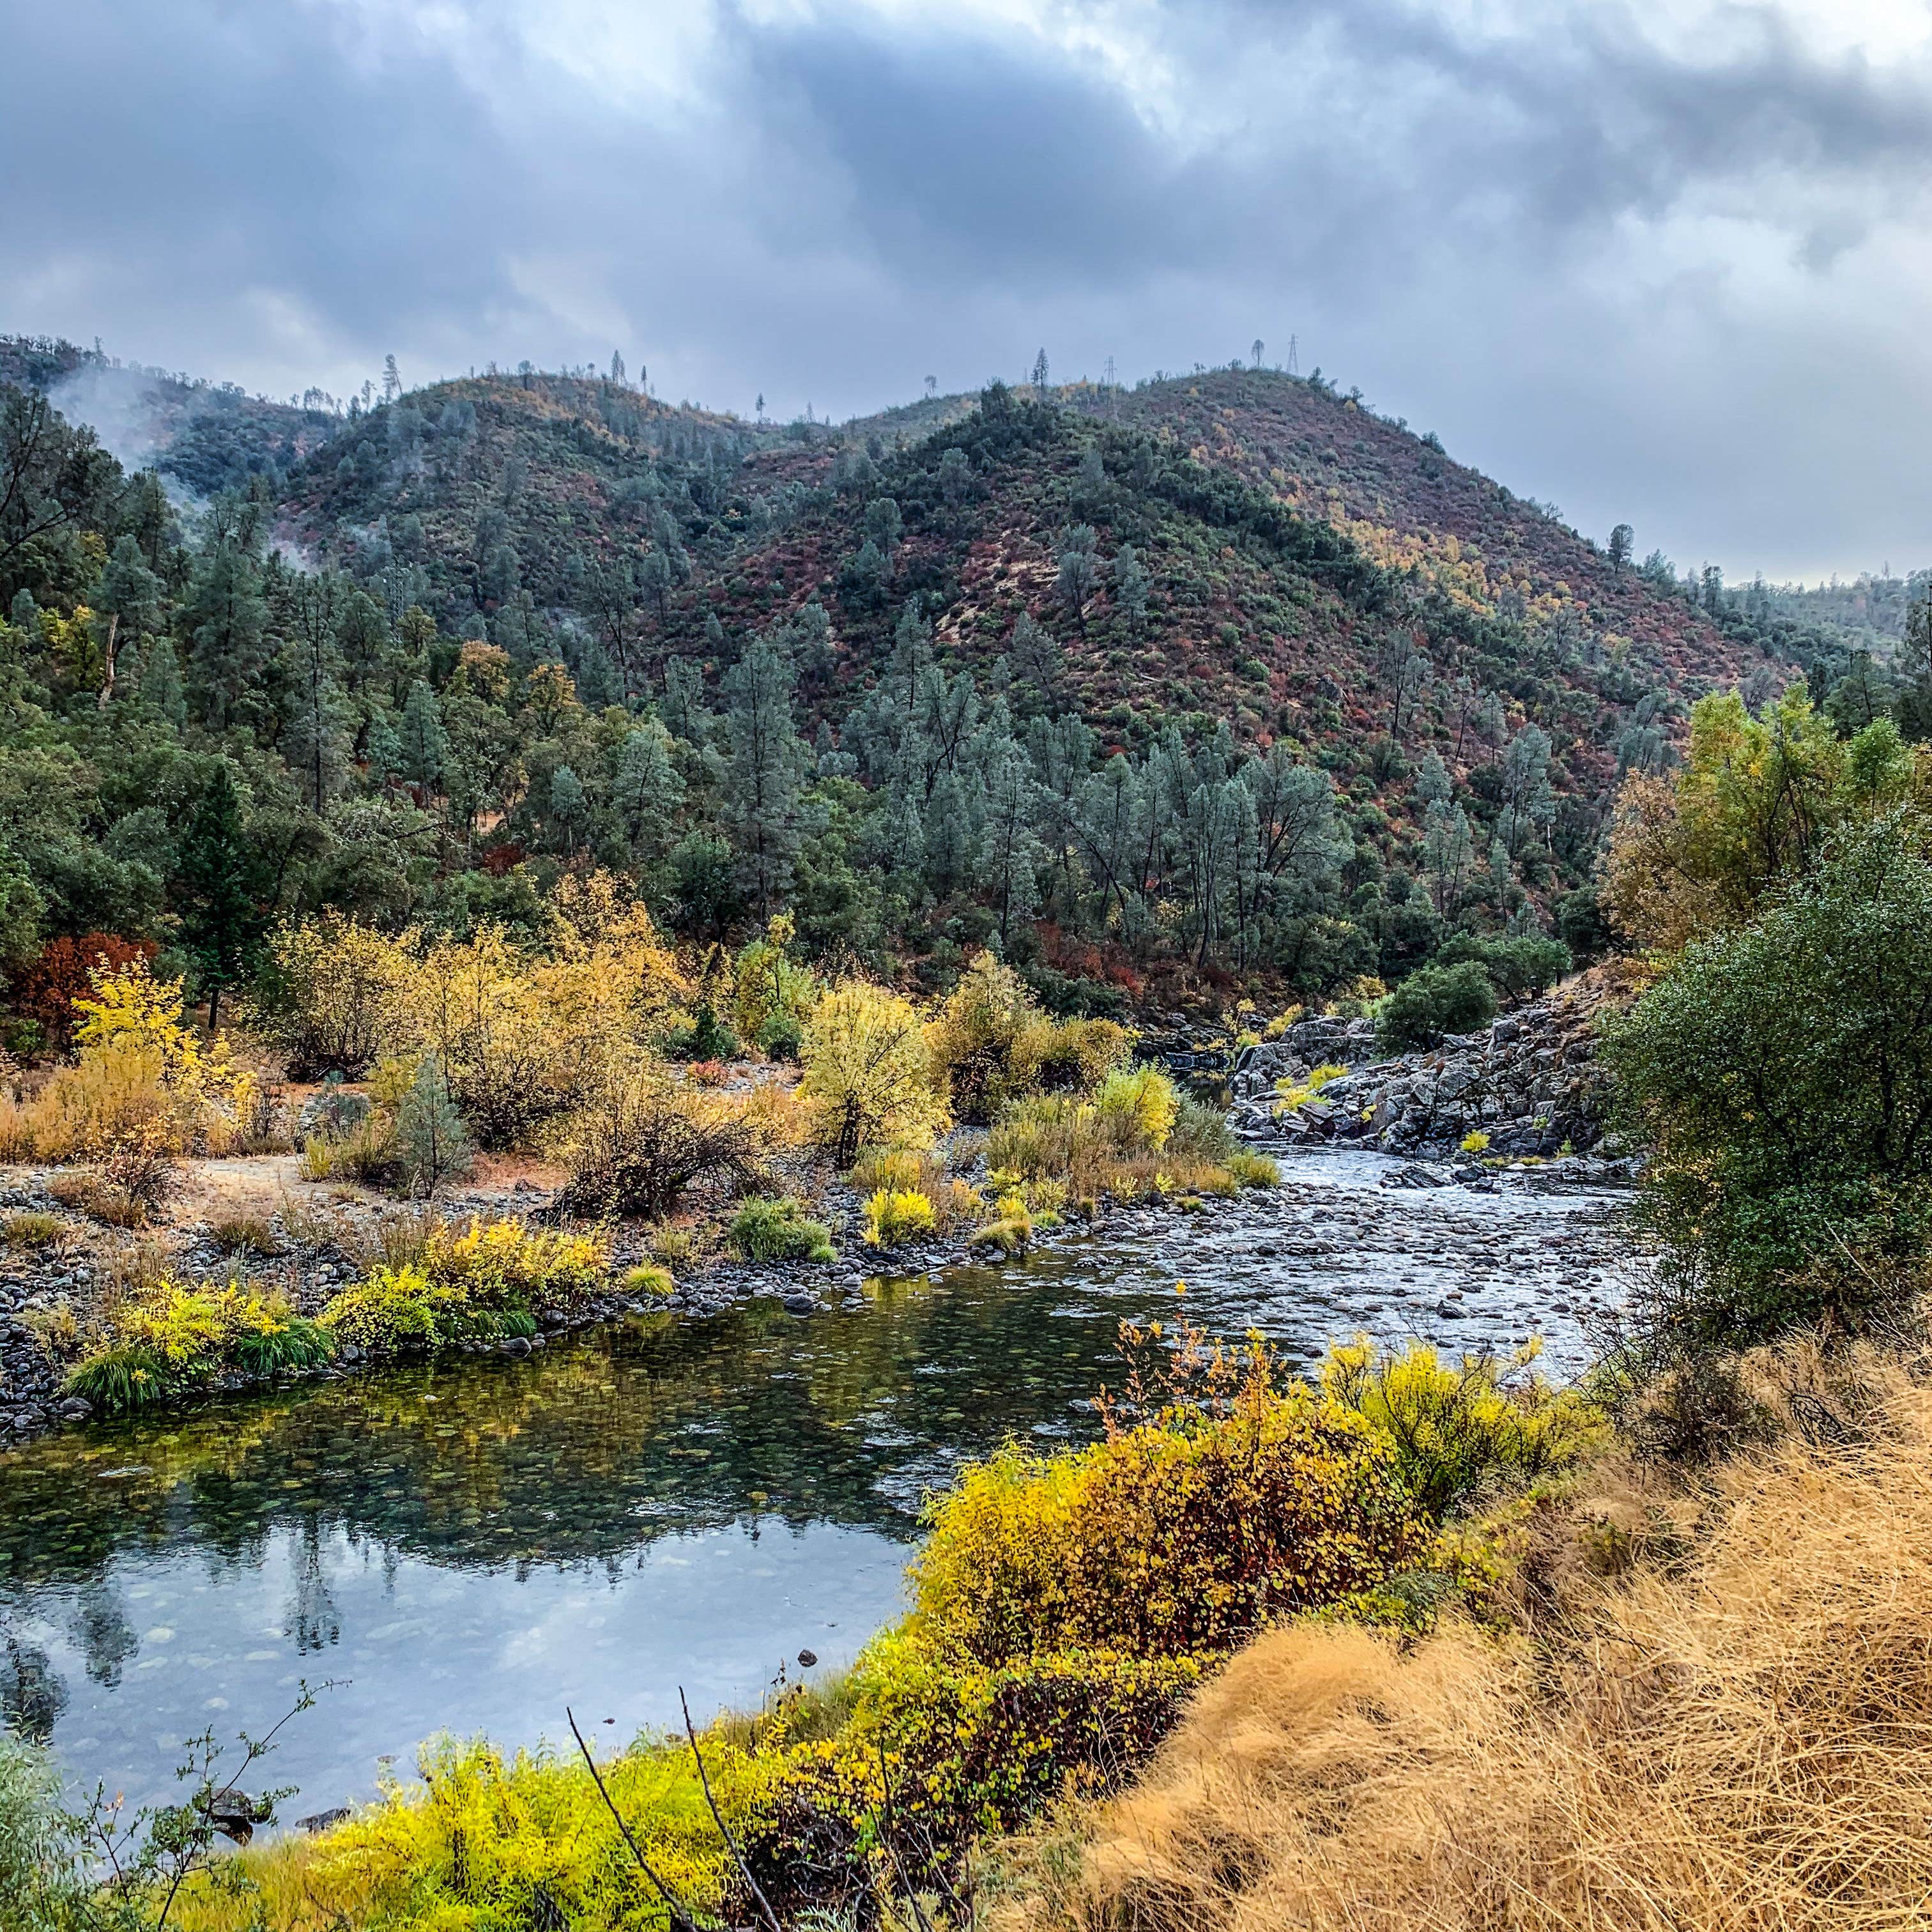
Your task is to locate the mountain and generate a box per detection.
[0,332,1837,1023]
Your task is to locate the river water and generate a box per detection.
[0,1151,1630,1819]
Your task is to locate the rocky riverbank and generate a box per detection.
[0,1145,1230,1441]
[1229,983,1625,1167]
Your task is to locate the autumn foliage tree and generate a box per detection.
[800,981,947,1166]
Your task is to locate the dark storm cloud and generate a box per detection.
[4,0,1930,578]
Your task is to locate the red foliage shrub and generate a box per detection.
[10,933,158,1050]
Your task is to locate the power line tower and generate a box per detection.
[1285,335,1300,378]
[1103,354,1117,418]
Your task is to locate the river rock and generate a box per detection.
[1232,981,1616,1162]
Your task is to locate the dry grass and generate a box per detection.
[1006,1344,1932,1932]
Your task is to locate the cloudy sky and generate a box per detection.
[5,0,1931,581]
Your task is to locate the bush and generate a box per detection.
[731,912,818,1057]
[406,887,688,1148]
[665,1000,740,1062]
[296,1733,749,1932]
[927,956,1134,1125]
[862,1188,938,1248]
[2,1211,63,1250]
[1319,1337,1606,1519]
[301,1109,406,1188]
[246,912,415,1078]
[319,1217,608,1355]
[9,930,155,1051]
[1168,1091,1236,1163]
[208,1208,277,1257]
[66,1279,333,1411]
[762,1639,1204,1912]
[850,1146,982,1230]
[1434,931,1572,1001]
[558,1064,777,1218]
[907,1360,1429,1667]
[1377,960,1498,1053]
[1600,814,1932,1346]
[1223,1149,1280,1190]
[1091,1066,1179,1151]
[926,954,1059,1124]
[728,1195,836,1264]
[799,981,947,1166]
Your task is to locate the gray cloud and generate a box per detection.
[3,0,1929,579]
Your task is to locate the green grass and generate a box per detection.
[727,1195,837,1264]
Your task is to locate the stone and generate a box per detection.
[783,1294,818,1317]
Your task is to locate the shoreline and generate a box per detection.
[0,1139,1632,1443]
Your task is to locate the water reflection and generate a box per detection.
[0,1154,1627,1813]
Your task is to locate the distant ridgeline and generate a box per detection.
[0,332,1892,1025]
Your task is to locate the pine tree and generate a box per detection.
[176,760,270,1037]
[396,1052,473,1197]
[614,723,684,860]
[399,680,449,792]
[723,634,804,917]
[183,542,270,730]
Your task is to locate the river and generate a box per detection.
[0,1151,1630,1820]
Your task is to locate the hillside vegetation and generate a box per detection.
[2,330,1857,1041]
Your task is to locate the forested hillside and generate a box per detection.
[0,335,1874,1041]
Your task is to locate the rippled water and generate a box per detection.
[0,1151,1629,1817]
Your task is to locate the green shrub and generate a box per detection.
[66,1280,334,1412]
[1168,1091,1235,1162]
[321,1218,610,1354]
[862,1187,937,1248]
[666,1000,740,1061]
[1223,1149,1280,1189]
[1600,815,1932,1346]
[1377,960,1498,1053]
[727,1195,836,1263]
[621,1263,675,1297]
[1,1211,63,1250]
[1435,931,1572,1000]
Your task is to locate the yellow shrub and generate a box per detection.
[1276,1062,1347,1114]
[908,1365,1429,1667]
[1092,1066,1180,1152]
[801,981,947,1166]
[405,882,688,1149]
[1320,1337,1606,1520]
[926,954,1058,1124]
[851,1146,982,1230]
[862,1187,938,1248]
[8,959,256,1160]
[247,912,417,1078]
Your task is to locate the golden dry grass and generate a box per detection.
[1008,1353,1932,1932]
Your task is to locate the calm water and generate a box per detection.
[0,1152,1629,1818]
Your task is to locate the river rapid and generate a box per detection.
[0,1150,1631,1820]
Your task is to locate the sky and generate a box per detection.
[4,0,1932,583]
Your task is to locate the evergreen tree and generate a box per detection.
[183,540,270,731]
[723,634,804,917]
[1111,544,1150,627]
[613,723,685,861]
[396,1052,473,1197]
[175,760,270,1037]
[399,680,449,792]
[139,637,187,727]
